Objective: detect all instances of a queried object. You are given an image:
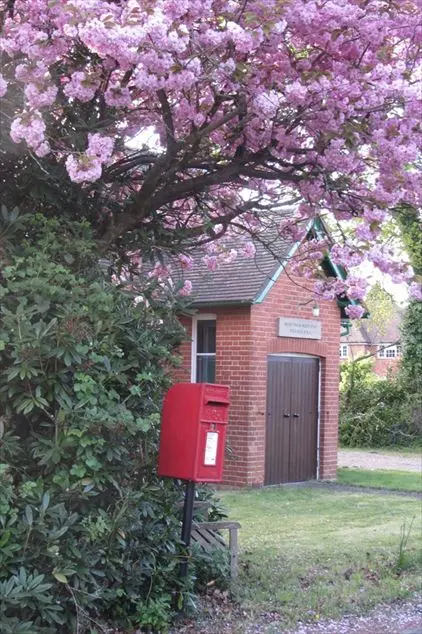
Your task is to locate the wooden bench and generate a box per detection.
[177,500,241,578]
[191,519,241,578]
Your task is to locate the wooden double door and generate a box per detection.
[265,355,319,485]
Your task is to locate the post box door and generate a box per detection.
[194,384,229,481]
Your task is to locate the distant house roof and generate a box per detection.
[342,310,403,345]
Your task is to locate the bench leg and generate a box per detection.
[228,528,238,578]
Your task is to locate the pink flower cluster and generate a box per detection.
[0,0,421,304]
[409,283,422,301]
[63,71,100,103]
[65,133,115,183]
[345,304,365,320]
[179,280,193,296]
[178,254,193,270]
[0,74,7,97]
[10,112,50,157]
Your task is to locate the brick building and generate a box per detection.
[340,310,403,377]
[173,223,351,487]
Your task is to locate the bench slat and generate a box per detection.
[192,529,226,549]
[192,529,218,550]
[195,521,241,530]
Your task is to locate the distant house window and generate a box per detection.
[378,344,400,359]
[192,317,216,383]
[340,344,349,359]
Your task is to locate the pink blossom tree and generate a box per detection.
[0,0,421,308]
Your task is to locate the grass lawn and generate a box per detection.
[337,467,421,492]
[214,487,421,632]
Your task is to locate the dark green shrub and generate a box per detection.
[339,361,421,448]
[401,301,422,389]
[191,543,231,593]
[0,214,200,632]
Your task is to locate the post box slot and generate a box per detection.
[201,405,228,422]
[205,399,228,406]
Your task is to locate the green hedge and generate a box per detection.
[339,360,421,448]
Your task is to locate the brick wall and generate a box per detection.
[172,315,192,384]
[373,355,400,377]
[341,343,400,377]
[173,273,341,486]
[249,273,341,484]
[214,307,252,486]
[172,308,253,486]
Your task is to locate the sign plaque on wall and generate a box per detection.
[278,317,321,340]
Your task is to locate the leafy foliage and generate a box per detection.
[396,204,422,442]
[0,214,200,633]
[401,301,422,386]
[191,544,230,594]
[360,283,396,337]
[339,361,421,448]
[397,205,422,277]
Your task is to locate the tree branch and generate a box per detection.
[348,341,401,365]
[157,89,176,153]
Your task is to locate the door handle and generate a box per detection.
[283,413,290,418]
[293,413,299,418]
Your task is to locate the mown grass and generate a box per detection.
[337,467,421,492]
[216,487,421,631]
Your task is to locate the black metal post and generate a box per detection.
[179,480,195,579]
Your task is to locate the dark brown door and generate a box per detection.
[265,356,319,485]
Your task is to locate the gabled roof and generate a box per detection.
[342,310,403,345]
[181,216,347,307]
[186,232,299,306]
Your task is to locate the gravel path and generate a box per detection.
[338,450,421,473]
[284,598,422,634]
[170,597,422,633]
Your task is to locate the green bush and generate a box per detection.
[191,543,231,593]
[339,361,421,448]
[0,214,206,633]
[401,300,422,388]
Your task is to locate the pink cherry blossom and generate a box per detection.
[24,82,58,109]
[63,71,100,103]
[242,242,256,258]
[345,304,365,320]
[104,83,132,107]
[65,155,103,184]
[10,112,46,152]
[0,74,7,97]
[178,254,193,270]
[409,282,422,301]
[0,0,421,305]
[179,280,193,296]
[87,134,115,163]
[346,277,369,302]
[149,263,170,279]
[203,255,218,272]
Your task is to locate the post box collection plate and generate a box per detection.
[204,431,219,466]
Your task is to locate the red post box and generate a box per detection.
[158,383,230,483]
